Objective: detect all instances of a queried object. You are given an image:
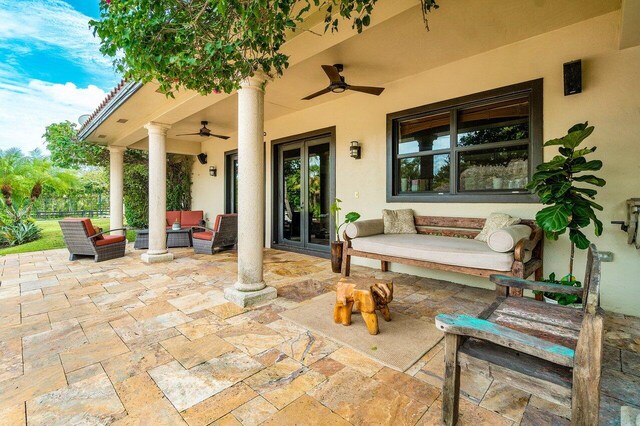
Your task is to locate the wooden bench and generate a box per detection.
[341,216,544,295]
[435,244,603,425]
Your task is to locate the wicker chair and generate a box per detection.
[59,218,127,262]
[192,214,238,255]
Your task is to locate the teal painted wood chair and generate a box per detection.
[435,245,603,425]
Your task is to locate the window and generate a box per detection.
[387,79,542,202]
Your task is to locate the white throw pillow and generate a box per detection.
[475,213,521,242]
[382,209,417,234]
[487,225,532,252]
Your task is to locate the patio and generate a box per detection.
[0,247,638,425]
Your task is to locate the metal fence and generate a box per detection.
[33,196,109,220]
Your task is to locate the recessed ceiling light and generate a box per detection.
[116,118,128,123]
[98,134,107,138]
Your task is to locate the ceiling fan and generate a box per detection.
[176,121,229,140]
[302,64,385,100]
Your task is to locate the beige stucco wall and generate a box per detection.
[193,11,640,315]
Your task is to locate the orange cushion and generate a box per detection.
[181,211,203,227]
[193,231,214,241]
[95,235,126,246]
[166,211,181,226]
[64,218,95,236]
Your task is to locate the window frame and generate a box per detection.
[386,79,543,203]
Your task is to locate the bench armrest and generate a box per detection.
[435,313,575,367]
[514,227,543,262]
[490,275,583,296]
[88,228,128,239]
[343,219,384,241]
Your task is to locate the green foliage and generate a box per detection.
[534,273,582,306]
[42,122,108,168]
[90,0,438,96]
[123,162,149,228]
[0,148,80,203]
[527,122,605,273]
[167,154,194,211]
[0,221,41,247]
[330,198,360,242]
[44,122,193,229]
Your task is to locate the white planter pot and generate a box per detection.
[543,295,582,309]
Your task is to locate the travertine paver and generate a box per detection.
[0,246,638,425]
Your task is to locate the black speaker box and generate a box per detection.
[563,60,582,96]
[197,153,208,165]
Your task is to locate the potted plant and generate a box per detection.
[535,273,583,308]
[527,122,606,304]
[329,198,360,273]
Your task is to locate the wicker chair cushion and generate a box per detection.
[193,231,214,241]
[64,218,96,237]
[95,235,126,246]
[166,211,181,226]
[181,211,204,227]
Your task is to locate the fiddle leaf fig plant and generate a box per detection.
[527,122,606,276]
[330,198,360,242]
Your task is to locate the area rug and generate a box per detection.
[281,292,443,372]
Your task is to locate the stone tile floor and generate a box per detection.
[0,247,639,425]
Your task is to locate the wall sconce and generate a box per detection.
[209,166,217,177]
[350,141,361,159]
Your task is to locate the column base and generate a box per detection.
[224,286,277,308]
[141,252,174,264]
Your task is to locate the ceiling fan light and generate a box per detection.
[331,86,346,93]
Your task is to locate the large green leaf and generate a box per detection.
[536,205,571,232]
[572,147,596,158]
[573,175,606,186]
[345,212,361,223]
[561,126,595,149]
[569,229,590,249]
[567,122,589,133]
[571,187,597,198]
[572,160,603,172]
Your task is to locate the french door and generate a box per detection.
[275,134,334,253]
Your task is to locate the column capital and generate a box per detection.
[144,122,171,136]
[108,145,126,154]
[240,71,270,92]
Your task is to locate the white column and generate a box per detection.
[141,122,174,264]
[224,73,276,307]
[108,146,125,236]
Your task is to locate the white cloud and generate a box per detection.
[0,0,117,153]
[0,77,106,152]
[0,0,114,77]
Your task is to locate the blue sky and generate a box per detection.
[0,0,120,153]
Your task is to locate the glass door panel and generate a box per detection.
[281,145,303,244]
[307,142,330,248]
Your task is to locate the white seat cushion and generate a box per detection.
[350,234,531,272]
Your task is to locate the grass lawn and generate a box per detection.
[0,219,136,256]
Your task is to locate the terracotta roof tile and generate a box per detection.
[78,79,128,133]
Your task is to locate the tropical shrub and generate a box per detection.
[330,198,360,242]
[0,221,41,246]
[0,183,43,247]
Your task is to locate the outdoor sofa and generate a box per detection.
[341,214,543,295]
[59,218,127,262]
[166,210,205,229]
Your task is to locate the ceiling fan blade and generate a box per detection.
[210,134,230,140]
[302,87,332,100]
[347,85,385,96]
[321,65,342,84]
[176,132,202,136]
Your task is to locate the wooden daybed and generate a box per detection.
[341,215,543,295]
